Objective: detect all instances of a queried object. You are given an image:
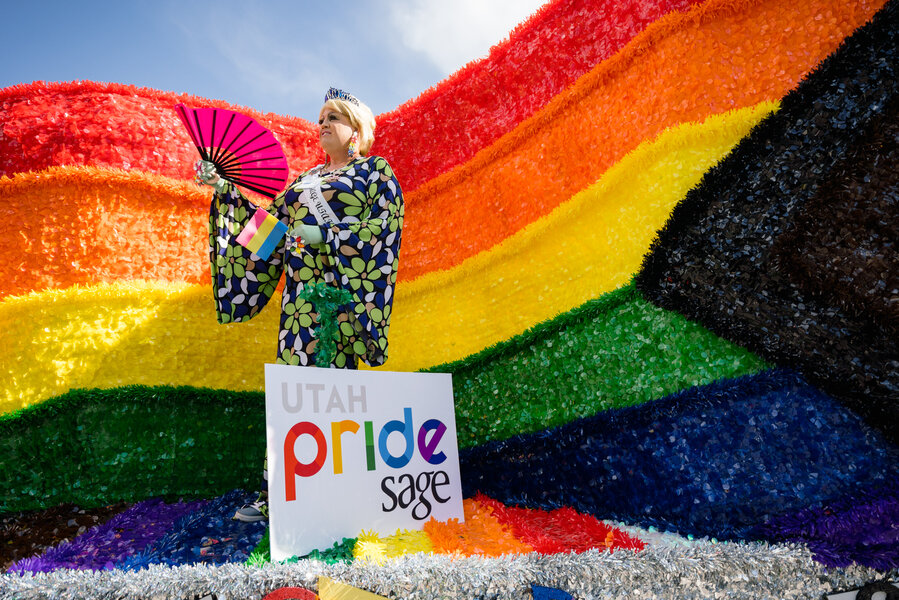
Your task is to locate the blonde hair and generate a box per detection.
[320,98,376,155]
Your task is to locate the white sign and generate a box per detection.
[265,363,465,561]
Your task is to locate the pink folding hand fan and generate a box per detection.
[174,103,289,198]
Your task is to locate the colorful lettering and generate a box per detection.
[378,407,415,469]
[283,421,327,501]
[282,408,451,502]
[417,418,448,464]
[330,420,360,475]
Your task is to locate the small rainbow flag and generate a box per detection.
[236,208,288,260]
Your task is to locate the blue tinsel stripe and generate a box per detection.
[460,369,899,541]
[119,490,266,570]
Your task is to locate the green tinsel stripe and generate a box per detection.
[1,283,767,512]
[247,529,271,566]
[247,529,356,566]
[0,386,265,513]
[302,537,357,564]
[427,282,770,446]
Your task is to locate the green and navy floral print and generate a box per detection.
[208,155,403,368]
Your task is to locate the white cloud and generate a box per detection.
[161,0,550,117]
[388,0,549,75]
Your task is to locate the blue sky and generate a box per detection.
[5,0,548,122]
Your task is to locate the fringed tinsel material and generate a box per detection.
[0,283,768,512]
[474,494,645,554]
[1,0,895,594]
[389,102,774,368]
[0,0,880,281]
[635,0,899,441]
[430,280,767,447]
[0,104,773,405]
[7,498,206,575]
[752,481,899,571]
[0,81,319,182]
[0,386,264,513]
[459,369,899,541]
[0,0,705,193]
[421,498,534,557]
[0,542,892,600]
[767,95,899,354]
[1,102,769,304]
[0,167,212,300]
[118,490,266,570]
[395,0,882,280]
[373,0,702,191]
[248,530,358,567]
[6,493,642,570]
[353,530,433,566]
[0,281,281,417]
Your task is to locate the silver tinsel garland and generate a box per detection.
[0,541,891,600]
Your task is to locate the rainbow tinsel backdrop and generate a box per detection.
[1,0,897,598]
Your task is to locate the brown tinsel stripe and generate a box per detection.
[635,0,899,440]
[0,502,131,571]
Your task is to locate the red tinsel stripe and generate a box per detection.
[371,0,702,191]
[0,0,697,190]
[0,81,322,185]
[475,494,645,554]
[262,588,316,600]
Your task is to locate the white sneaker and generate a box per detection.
[233,497,268,522]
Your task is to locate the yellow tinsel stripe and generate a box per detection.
[0,103,777,413]
[421,498,532,557]
[0,281,279,414]
[384,101,778,371]
[353,530,388,565]
[353,528,433,566]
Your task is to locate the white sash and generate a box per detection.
[294,173,340,226]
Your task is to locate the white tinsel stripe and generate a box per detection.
[0,542,889,600]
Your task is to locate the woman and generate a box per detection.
[197,88,403,520]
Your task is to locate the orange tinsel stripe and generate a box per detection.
[475,494,645,554]
[423,498,533,557]
[0,166,218,300]
[397,0,885,280]
[372,0,702,191]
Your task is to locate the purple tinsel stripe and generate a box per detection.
[8,498,207,574]
[755,483,899,570]
[120,490,266,570]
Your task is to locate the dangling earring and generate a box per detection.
[347,131,358,158]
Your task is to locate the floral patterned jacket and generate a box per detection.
[208,155,403,368]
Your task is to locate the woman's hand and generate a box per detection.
[194,160,226,192]
[291,224,324,245]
